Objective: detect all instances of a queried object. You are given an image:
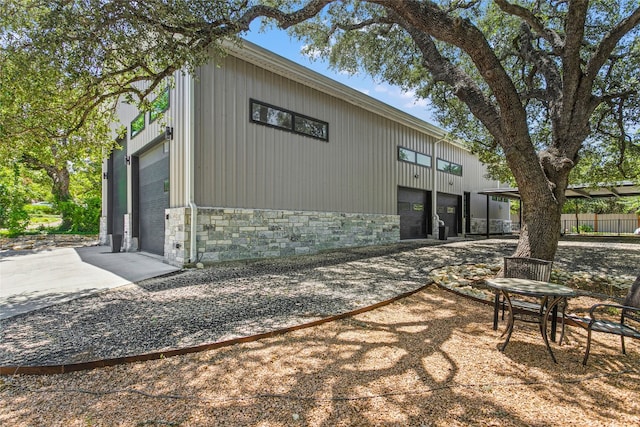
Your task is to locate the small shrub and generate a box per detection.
[578,224,594,233]
[0,170,30,236]
[57,196,101,233]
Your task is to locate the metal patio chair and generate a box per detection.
[492,257,554,331]
[566,275,640,365]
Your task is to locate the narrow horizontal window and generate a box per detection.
[149,88,170,123]
[398,147,431,168]
[131,113,145,138]
[437,158,463,176]
[416,153,431,167]
[294,115,328,140]
[398,147,416,163]
[252,102,292,130]
[250,99,328,141]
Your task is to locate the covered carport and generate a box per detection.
[479,181,640,238]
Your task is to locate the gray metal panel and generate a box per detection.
[111,140,127,237]
[138,142,169,255]
[194,56,399,215]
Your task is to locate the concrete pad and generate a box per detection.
[0,245,179,319]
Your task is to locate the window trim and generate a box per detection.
[250,99,329,142]
[398,146,432,168]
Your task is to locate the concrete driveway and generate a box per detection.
[0,245,179,320]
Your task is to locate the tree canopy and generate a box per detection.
[1,4,116,230]
[3,0,639,258]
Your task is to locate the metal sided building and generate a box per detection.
[101,40,509,267]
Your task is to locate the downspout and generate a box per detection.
[184,72,198,264]
[432,137,445,238]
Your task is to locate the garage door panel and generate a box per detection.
[437,193,459,237]
[398,187,428,240]
[138,143,169,255]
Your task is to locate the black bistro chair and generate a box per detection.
[566,275,640,365]
[492,257,554,331]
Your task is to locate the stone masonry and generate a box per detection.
[165,207,400,266]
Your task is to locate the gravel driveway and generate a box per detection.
[1,238,638,368]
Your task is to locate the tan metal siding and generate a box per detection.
[167,74,187,208]
[396,130,436,191]
[195,56,399,215]
[114,79,187,208]
[192,53,505,218]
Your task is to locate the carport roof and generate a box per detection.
[479,181,640,200]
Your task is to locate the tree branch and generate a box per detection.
[494,0,564,51]
[586,5,640,85]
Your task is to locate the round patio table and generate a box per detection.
[484,277,576,363]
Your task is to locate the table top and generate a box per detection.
[484,278,577,298]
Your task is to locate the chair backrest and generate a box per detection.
[623,275,640,322]
[504,257,553,282]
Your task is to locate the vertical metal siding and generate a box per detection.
[168,73,187,208]
[195,56,398,214]
[114,78,185,208]
[192,54,503,217]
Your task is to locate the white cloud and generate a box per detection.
[300,44,323,60]
[405,98,429,109]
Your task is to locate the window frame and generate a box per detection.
[436,158,463,176]
[130,113,145,139]
[397,146,432,168]
[149,88,170,124]
[250,99,329,142]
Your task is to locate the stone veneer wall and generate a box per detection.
[99,216,109,245]
[165,207,400,266]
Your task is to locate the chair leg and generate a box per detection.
[559,299,567,345]
[621,335,626,355]
[582,328,593,366]
[493,293,500,331]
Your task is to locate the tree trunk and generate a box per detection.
[22,155,73,230]
[502,138,571,262]
[48,166,73,230]
[513,194,563,261]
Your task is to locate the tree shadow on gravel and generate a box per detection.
[0,240,514,367]
[2,286,639,426]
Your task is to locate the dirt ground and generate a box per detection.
[1,283,638,427]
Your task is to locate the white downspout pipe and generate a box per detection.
[432,137,445,239]
[184,72,198,264]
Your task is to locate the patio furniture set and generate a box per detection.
[486,257,640,365]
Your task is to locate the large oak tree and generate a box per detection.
[4,0,639,260]
[1,4,116,229]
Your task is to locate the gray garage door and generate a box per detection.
[398,187,428,239]
[138,142,169,255]
[436,192,461,237]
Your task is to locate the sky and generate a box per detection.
[243,24,439,126]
